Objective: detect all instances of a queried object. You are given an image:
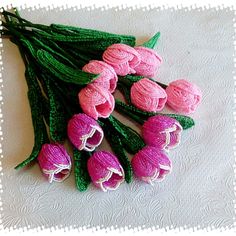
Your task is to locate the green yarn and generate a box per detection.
[108,115,145,154]
[14,66,49,170]
[115,99,195,130]
[102,120,133,183]
[73,149,91,192]
[141,32,161,49]
[36,49,99,85]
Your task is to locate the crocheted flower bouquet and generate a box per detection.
[2,9,202,192]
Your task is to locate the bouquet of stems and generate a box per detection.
[1,8,202,192]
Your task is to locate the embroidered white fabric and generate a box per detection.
[1,7,235,230]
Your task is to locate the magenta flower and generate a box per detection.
[82,60,118,93]
[78,83,115,120]
[87,151,125,192]
[165,79,202,114]
[67,113,104,151]
[37,143,72,183]
[102,43,141,76]
[131,146,172,185]
[134,46,162,78]
[142,115,182,151]
[130,78,167,112]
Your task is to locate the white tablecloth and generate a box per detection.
[1,7,235,230]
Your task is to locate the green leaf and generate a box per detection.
[108,115,145,154]
[73,149,91,192]
[141,32,160,49]
[36,49,99,85]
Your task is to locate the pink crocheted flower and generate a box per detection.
[131,146,172,185]
[165,79,202,114]
[78,83,115,120]
[134,46,162,78]
[130,78,167,112]
[102,43,141,76]
[67,113,104,151]
[142,115,182,151]
[37,143,72,183]
[87,151,125,192]
[82,60,118,93]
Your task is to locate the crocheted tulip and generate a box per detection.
[131,146,172,185]
[67,113,104,151]
[130,78,167,112]
[37,143,72,183]
[78,83,115,120]
[87,151,125,192]
[82,60,118,93]
[142,115,182,151]
[165,79,202,114]
[102,43,141,76]
[134,46,162,78]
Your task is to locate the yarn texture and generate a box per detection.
[130,78,167,112]
[37,143,72,183]
[102,43,141,76]
[78,83,115,120]
[134,46,162,78]
[165,79,202,114]
[87,151,125,192]
[142,115,182,151]
[82,60,118,93]
[131,146,171,185]
[67,113,104,152]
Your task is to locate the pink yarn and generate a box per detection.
[134,46,162,78]
[131,146,172,185]
[87,151,125,192]
[78,83,115,120]
[165,79,202,114]
[67,113,104,151]
[102,43,141,76]
[142,115,182,151]
[82,60,118,93]
[37,143,72,183]
[130,78,167,112]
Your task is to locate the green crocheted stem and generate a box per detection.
[36,49,99,85]
[115,99,195,130]
[73,149,91,192]
[102,120,133,183]
[141,32,161,49]
[108,115,145,154]
[15,66,49,169]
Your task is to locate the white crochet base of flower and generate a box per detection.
[79,125,104,152]
[96,166,125,192]
[42,163,72,183]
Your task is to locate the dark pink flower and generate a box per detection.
[142,115,182,151]
[131,146,172,185]
[87,151,125,192]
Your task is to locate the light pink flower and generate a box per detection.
[130,78,167,112]
[102,43,141,76]
[165,79,202,114]
[78,83,115,120]
[131,146,172,185]
[82,60,118,93]
[37,143,72,183]
[142,115,182,151]
[67,113,104,151]
[134,46,162,78]
[87,151,125,192]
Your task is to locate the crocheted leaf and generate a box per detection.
[44,79,68,142]
[115,99,195,130]
[141,32,160,49]
[36,49,99,85]
[103,122,133,183]
[108,115,145,154]
[73,149,91,192]
[15,66,49,169]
